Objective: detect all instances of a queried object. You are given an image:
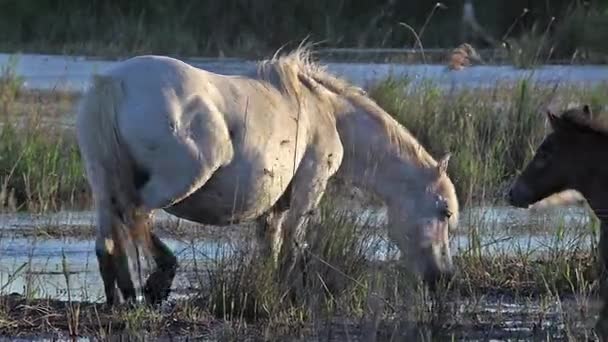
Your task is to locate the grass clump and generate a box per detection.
[194,198,389,337]
[191,198,601,339]
[0,60,86,212]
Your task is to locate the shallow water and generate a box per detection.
[2,53,608,93]
[0,205,592,304]
[0,205,597,340]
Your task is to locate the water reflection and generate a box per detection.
[0,205,593,302]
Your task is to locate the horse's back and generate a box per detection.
[104,55,230,163]
[88,55,236,208]
[81,53,346,225]
[84,55,304,223]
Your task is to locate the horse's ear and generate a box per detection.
[582,104,592,117]
[437,153,451,175]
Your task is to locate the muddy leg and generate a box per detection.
[95,208,136,305]
[144,232,178,305]
[277,176,331,290]
[256,209,287,265]
[95,239,118,306]
[113,243,137,303]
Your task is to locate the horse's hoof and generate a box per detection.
[144,276,171,306]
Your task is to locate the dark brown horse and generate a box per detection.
[507,104,608,338]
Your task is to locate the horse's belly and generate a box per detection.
[163,165,289,226]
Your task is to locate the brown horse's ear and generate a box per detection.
[546,110,560,130]
[437,153,451,175]
[582,104,592,117]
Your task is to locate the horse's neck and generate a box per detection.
[334,100,434,206]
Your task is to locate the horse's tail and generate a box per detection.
[76,74,151,248]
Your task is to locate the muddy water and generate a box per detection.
[0,205,592,303]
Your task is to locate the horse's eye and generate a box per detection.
[445,209,453,219]
[435,196,451,220]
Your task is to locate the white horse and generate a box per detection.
[76,46,459,306]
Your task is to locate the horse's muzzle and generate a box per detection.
[508,185,532,208]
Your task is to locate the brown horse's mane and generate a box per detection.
[556,106,608,138]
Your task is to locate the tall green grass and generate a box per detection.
[2,64,608,212]
[368,76,608,207]
[0,63,86,212]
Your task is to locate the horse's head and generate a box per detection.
[389,153,459,289]
[509,105,601,208]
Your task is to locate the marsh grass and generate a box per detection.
[369,76,608,207]
[0,61,86,213]
[193,198,600,339]
[2,59,608,212]
[504,20,555,69]
[0,204,599,339]
[192,198,385,336]
[0,59,606,337]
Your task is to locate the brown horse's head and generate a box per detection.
[508,105,605,208]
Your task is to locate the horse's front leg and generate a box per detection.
[256,207,288,266]
[277,151,341,290]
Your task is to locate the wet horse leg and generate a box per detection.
[277,155,334,289]
[95,239,118,306]
[256,210,287,265]
[95,205,136,306]
[256,183,292,264]
[143,232,178,305]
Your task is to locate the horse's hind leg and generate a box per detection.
[143,232,178,305]
[95,204,136,306]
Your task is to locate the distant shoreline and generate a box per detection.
[0,47,605,66]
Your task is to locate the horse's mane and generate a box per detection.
[256,46,437,168]
[558,107,608,137]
